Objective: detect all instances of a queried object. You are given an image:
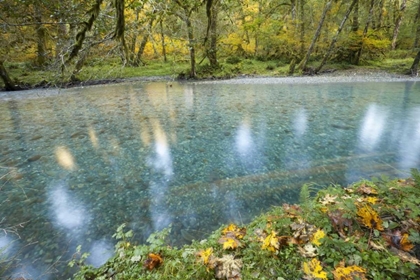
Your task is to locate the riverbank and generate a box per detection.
[71,173,420,279]
[1,57,419,91]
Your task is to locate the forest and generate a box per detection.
[1,0,420,90]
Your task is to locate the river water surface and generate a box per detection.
[1,77,420,278]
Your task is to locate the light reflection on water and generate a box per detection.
[0,79,420,278]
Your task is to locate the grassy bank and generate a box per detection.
[71,170,420,280]
[1,55,416,90]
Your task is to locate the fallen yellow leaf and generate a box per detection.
[197,248,213,265]
[302,258,327,280]
[311,229,326,246]
[332,263,367,280]
[356,204,384,231]
[261,231,279,252]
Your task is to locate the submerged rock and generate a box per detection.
[27,154,42,162]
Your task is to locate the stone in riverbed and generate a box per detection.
[27,155,42,162]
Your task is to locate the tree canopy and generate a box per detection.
[1,0,420,85]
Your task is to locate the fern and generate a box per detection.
[299,184,312,212]
[410,168,420,187]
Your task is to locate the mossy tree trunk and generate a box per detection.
[159,19,167,63]
[204,0,219,68]
[315,0,358,74]
[298,0,305,57]
[136,12,156,66]
[0,61,21,91]
[413,0,420,49]
[409,50,420,76]
[354,0,375,65]
[174,0,199,78]
[298,0,332,71]
[34,4,48,67]
[66,0,103,66]
[391,0,407,50]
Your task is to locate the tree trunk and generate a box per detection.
[354,0,375,65]
[315,0,358,74]
[414,0,420,49]
[347,0,359,64]
[207,0,219,67]
[298,0,305,57]
[0,61,21,91]
[66,0,103,65]
[409,50,420,76]
[298,0,332,71]
[352,0,359,32]
[34,5,48,66]
[159,20,167,63]
[376,0,385,30]
[136,16,155,65]
[174,0,197,78]
[186,17,196,78]
[391,0,407,50]
[55,21,67,60]
[254,1,263,57]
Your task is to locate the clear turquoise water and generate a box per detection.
[0,79,419,278]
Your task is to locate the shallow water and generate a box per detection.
[1,78,420,278]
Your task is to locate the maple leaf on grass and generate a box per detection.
[328,210,353,238]
[332,261,367,280]
[213,254,243,280]
[291,221,317,244]
[143,253,163,270]
[356,183,378,195]
[302,258,327,280]
[383,230,414,251]
[197,248,213,265]
[261,231,279,252]
[219,223,246,250]
[299,244,318,257]
[356,204,384,231]
[363,196,378,204]
[319,194,338,206]
[219,236,241,250]
[311,229,326,246]
[282,203,302,218]
[222,223,246,239]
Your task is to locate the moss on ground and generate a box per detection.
[0,56,417,90]
[71,170,420,280]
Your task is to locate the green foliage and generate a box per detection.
[71,175,420,279]
[225,56,242,64]
[411,168,420,187]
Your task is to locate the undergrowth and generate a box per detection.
[71,170,420,280]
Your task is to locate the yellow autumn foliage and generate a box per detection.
[332,264,367,280]
[311,229,326,246]
[356,204,384,231]
[261,231,279,252]
[197,248,213,265]
[302,258,328,280]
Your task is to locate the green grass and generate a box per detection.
[362,58,414,74]
[0,56,417,90]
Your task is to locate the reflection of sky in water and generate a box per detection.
[0,235,14,257]
[86,239,113,267]
[358,104,388,151]
[148,120,173,177]
[235,118,253,157]
[398,107,420,169]
[147,119,173,231]
[293,107,308,137]
[184,85,194,109]
[48,181,89,231]
[284,107,310,170]
[1,79,420,279]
